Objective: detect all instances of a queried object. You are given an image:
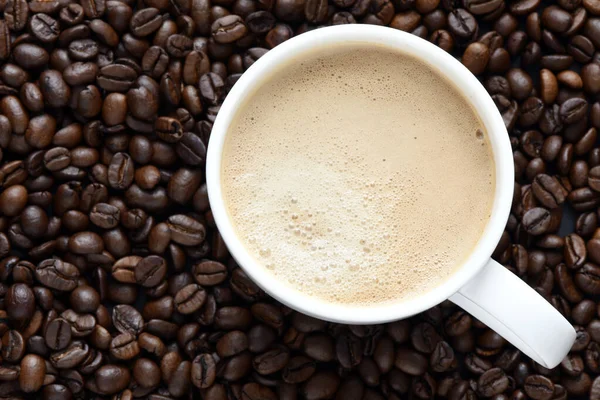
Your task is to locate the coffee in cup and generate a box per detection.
[220,44,495,305]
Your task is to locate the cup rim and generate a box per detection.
[206,25,514,324]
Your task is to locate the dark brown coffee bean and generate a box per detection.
[0,20,9,60]
[35,259,79,291]
[95,365,130,395]
[175,283,206,314]
[523,207,551,235]
[5,0,29,31]
[50,340,89,369]
[135,255,167,287]
[167,214,206,246]
[569,187,600,211]
[98,64,137,92]
[130,8,162,36]
[19,354,46,393]
[5,283,34,321]
[532,174,567,208]
[1,96,28,136]
[45,318,72,350]
[28,14,59,43]
[108,152,134,190]
[575,262,600,294]
[176,131,206,166]
[113,304,144,335]
[79,0,105,18]
[560,98,589,124]
[191,353,216,389]
[302,371,340,400]
[109,332,140,360]
[212,15,248,43]
[192,260,228,286]
[168,360,192,397]
[39,70,70,108]
[166,34,193,57]
[565,233,587,269]
[155,117,183,143]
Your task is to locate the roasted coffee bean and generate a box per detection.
[95,365,130,395]
[19,354,46,393]
[97,64,137,92]
[113,305,144,335]
[565,234,586,269]
[176,131,206,165]
[35,259,79,291]
[199,72,225,105]
[575,263,600,294]
[80,0,106,18]
[155,117,183,143]
[5,0,29,31]
[560,98,589,125]
[45,318,72,350]
[5,283,35,321]
[108,152,135,190]
[523,207,551,235]
[135,255,167,287]
[174,283,206,314]
[110,332,140,360]
[166,34,192,57]
[130,8,162,36]
[39,70,70,108]
[193,260,228,285]
[191,353,216,389]
[212,15,248,43]
[50,340,89,369]
[532,174,567,208]
[167,214,206,245]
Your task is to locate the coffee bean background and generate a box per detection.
[0,0,599,398]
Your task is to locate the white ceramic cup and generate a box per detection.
[206,24,576,369]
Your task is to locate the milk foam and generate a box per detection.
[221,45,495,306]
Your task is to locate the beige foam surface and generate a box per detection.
[221,45,495,306]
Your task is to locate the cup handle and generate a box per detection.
[449,259,576,368]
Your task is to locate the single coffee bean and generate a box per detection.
[575,263,600,294]
[4,0,29,32]
[168,168,202,204]
[19,354,46,393]
[212,15,248,43]
[166,34,193,57]
[35,259,79,291]
[50,340,90,369]
[45,318,72,350]
[522,207,551,235]
[95,365,130,395]
[191,353,216,389]
[167,214,206,246]
[155,117,183,143]
[130,8,163,37]
[39,70,70,108]
[113,304,144,335]
[5,283,35,321]
[176,131,207,165]
[109,332,140,360]
[565,233,587,269]
[69,285,100,314]
[97,64,137,92]
[108,152,135,190]
[174,283,206,314]
[135,255,167,287]
[192,260,228,286]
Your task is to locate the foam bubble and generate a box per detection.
[221,45,495,306]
